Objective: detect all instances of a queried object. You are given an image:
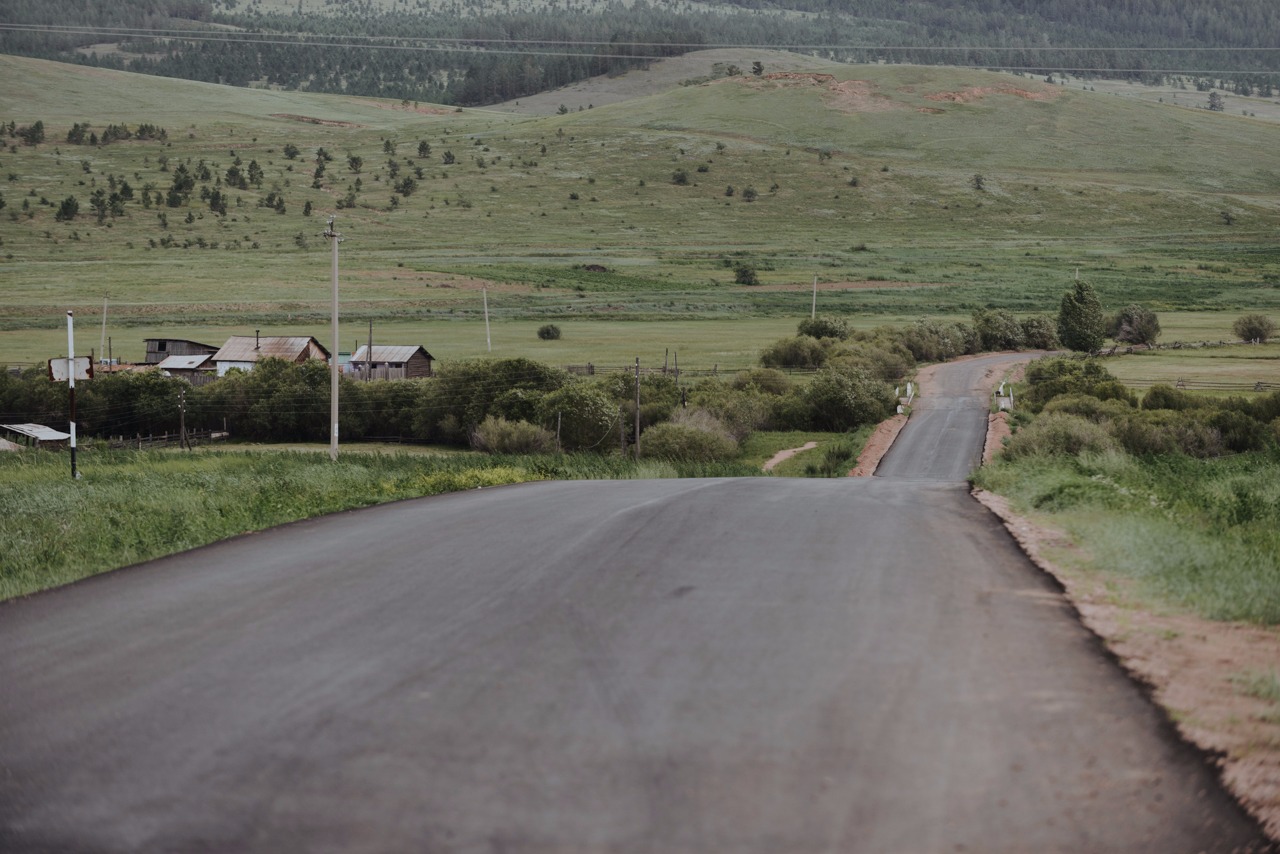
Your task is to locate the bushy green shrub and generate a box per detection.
[1023,357,1135,411]
[797,315,850,341]
[1232,313,1277,343]
[759,335,827,369]
[1041,393,1135,422]
[803,366,895,432]
[470,415,557,454]
[731,367,790,396]
[1108,410,1223,458]
[1001,412,1119,459]
[536,381,617,451]
[687,380,772,440]
[897,318,978,362]
[1142,384,1197,411]
[1209,409,1271,453]
[1108,304,1161,345]
[1057,280,1106,352]
[1019,315,1060,350]
[536,323,562,340]
[972,308,1025,351]
[641,418,738,462]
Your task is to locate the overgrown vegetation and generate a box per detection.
[975,355,1280,624]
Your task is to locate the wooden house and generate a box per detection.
[211,335,330,377]
[348,345,435,380]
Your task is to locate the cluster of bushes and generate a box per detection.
[1001,356,1280,460]
[761,311,1059,374]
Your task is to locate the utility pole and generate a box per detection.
[323,216,343,462]
[100,297,108,365]
[634,357,641,460]
[178,387,190,451]
[366,318,373,381]
[811,274,817,320]
[66,311,79,480]
[483,287,492,352]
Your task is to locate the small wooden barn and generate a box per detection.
[349,345,435,380]
[211,335,330,377]
[143,338,218,365]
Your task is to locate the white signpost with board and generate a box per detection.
[47,311,92,480]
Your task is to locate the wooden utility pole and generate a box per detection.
[811,274,818,320]
[323,216,343,462]
[483,288,492,352]
[366,318,373,381]
[634,357,641,460]
[178,387,190,451]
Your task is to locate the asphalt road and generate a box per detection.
[1,357,1272,852]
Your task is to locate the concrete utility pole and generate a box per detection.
[323,216,343,462]
[66,311,79,480]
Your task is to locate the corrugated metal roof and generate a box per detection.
[157,355,211,370]
[350,345,433,364]
[212,336,328,363]
[2,423,71,441]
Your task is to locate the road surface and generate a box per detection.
[0,355,1271,852]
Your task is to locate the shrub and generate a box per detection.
[760,335,827,369]
[1020,315,1061,350]
[470,416,557,454]
[733,262,759,286]
[972,308,1025,351]
[898,319,978,362]
[1109,304,1161,345]
[1001,412,1119,459]
[731,367,790,396]
[536,382,617,451]
[686,382,772,440]
[641,420,738,462]
[1042,394,1135,422]
[1209,409,1270,453]
[537,323,561,340]
[797,315,850,341]
[803,367,895,431]
[1109,410,1223,458]
[1142,384,1197,411]
[1232,313,1277,343]
[1022,357,1134,411]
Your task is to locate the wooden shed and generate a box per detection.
[349,345,435,380]
[143,338,218,365]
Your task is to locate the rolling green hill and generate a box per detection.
[1,54,1277,363]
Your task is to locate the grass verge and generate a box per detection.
[0,447,758,601]
[973,448,1280,624]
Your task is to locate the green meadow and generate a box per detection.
[2,54,1278,369]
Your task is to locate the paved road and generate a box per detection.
[1,359,1272,852]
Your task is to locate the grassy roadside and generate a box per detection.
[0,447,758,601]
[973,449,1280,624]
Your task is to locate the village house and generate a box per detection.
[210,335,330,377]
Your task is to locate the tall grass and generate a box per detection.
[0,448,759,600]
[974,449,1280,624]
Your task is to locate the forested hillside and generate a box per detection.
[2,0,1278,105]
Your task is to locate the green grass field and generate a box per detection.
[2,54,1278,371]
